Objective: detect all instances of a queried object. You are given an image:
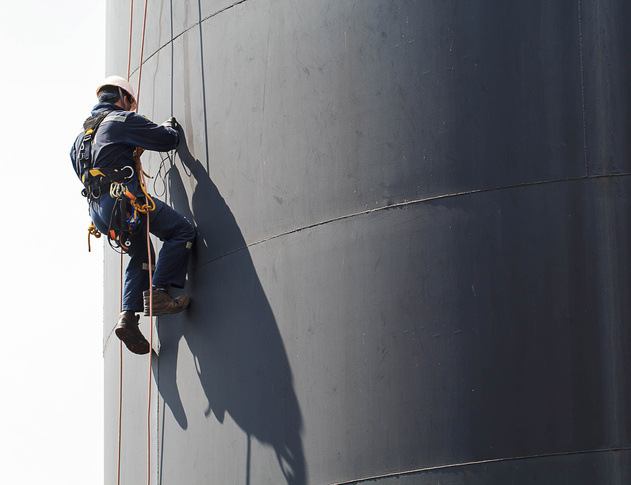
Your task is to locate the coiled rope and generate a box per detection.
[87,222,101,252]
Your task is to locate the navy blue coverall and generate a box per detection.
[70,102,195,312]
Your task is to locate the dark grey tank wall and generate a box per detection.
[103,1,631,484]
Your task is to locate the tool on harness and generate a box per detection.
[78,110,157,252]
[99,161,155,253]
[107,182,144,252]
[82,166,135,201]
[78,110,139,252]
[84,170,139,253]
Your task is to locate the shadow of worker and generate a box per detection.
[155,129,306,485]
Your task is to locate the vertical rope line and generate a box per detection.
[155,7,175,479]
[127,0,134,81]
[122,1,154,482]
[136,0,149,109]
[117,340,123,485]
[577,0,589,175]
[197,0,210,172]
[133,2,153,484]
[145,206,154,485]
[118,1,134,482]
[170,0,174,118]
[117,255,124,485]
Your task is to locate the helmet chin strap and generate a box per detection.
[117,87,126,109]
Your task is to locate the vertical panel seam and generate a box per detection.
[577,0,589,176]
[198,0,210,172]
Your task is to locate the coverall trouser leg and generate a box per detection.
[122,198,195,312]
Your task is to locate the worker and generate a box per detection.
[70,75,196,355]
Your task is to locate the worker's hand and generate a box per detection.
[161,116,178,130]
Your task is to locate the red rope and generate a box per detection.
[117,1,133,483]
[127,0,133,81]
[117,0,153,481]
[119,1,156,484]
[117,255,124,485]
[134,1,153,484]
[145,190,154,485]
[136,0,149,109]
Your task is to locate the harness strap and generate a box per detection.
[78,111,111,172]
[81,166,135,200]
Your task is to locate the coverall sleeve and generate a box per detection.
[118,112,180,152]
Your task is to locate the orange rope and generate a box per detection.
[117,340,123,485]
[134,1,153,484]
[118,1,154,483]
[117,212,125,485]
[127,0,134,81]
[119,2,133,485]
[118,0,134,480]
[136,0,149,109]
[145,187,154,485]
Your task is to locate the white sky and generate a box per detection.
[0,1,106,483]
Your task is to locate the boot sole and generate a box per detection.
[115,326,150,355]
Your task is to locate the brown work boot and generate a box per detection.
[143,288,190,316]
[115,311,150,355]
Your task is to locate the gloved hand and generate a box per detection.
[161,116,178,130]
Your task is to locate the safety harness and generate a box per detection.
[78,111,148,252]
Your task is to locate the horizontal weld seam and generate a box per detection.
[198,172,631,267]
[131,0,249,74]
[329,446,631,485]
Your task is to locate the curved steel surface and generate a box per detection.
[103,1,631,484]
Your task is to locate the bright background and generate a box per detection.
[0,1,106,483]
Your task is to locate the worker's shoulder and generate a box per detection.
[105,110,154,126]
[101,111,131,124]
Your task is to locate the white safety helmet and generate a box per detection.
[96,75,137,106]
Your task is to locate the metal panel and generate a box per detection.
[103,1,631,484]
